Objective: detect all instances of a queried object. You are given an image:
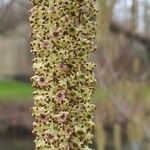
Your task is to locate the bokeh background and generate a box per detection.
[0,0,150,150]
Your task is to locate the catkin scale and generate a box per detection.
[29,0,97,149]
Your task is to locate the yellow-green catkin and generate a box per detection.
[29,0,97,149]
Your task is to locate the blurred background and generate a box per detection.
[0,0,149,150]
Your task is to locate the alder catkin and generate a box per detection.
[29,0,97,149]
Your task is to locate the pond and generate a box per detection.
[0,135,149,150]
[0,136,34,150]
[0,136,97,150]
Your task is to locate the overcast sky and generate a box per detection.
[0,0,10,5]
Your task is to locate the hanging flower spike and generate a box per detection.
[29,0,97,149]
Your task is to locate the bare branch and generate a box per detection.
[0,0,15,32]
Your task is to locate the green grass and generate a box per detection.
[0,80,33,102]
[92,86,107,102]
[0,80,105,102]
[0,80,149,103]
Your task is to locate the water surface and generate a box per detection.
[0,136,34,150]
